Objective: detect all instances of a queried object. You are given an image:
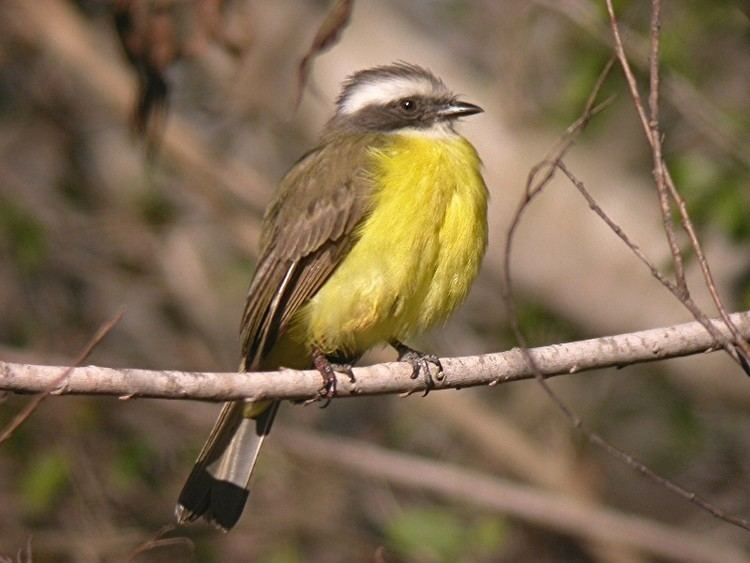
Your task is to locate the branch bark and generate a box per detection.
[2,311,749,402]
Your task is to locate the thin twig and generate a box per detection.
[556,160,674,288]
[0,308,124,445]
[607,0,686,296]
[604,0,750,372]
[502,54,750,530]
[603,0,653,144]
[646,0,688,294]
[663,167,750,370]
[556,161,750,532]
[499,58,614,347]
[534,0,750,171]
[124,524,193,563]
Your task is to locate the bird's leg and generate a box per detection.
[310,348,358,407]
[390,340,444,395]
[311,349,337,405]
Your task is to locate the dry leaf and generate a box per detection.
[294,0,354,110]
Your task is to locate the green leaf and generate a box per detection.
[385,507,465,562]
[21,451,69,516]
[258,544,304,563]
[111,439,156,489]
[467,516,507,555]
[0,198,47,273]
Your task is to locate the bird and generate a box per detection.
[175,62,488,531]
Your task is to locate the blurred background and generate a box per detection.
[1,1,750,561]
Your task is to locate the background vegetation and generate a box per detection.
[1,1,749,561]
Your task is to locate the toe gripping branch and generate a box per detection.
[391,340,444,396]
[311,348,357,407]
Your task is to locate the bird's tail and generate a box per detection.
[175,399,279,531]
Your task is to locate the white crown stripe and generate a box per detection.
[339,77,441,115]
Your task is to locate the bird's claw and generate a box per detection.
[309,350,355,408]
[393,342,443,396]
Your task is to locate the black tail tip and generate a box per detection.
[176,469,250,532]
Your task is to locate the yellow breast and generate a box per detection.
[298,133,488,356]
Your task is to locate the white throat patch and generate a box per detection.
[399,121,459,139]
[339,76,440,116]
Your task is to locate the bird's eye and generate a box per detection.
[400,99,416,111]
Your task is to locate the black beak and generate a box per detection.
[438,100,484,119]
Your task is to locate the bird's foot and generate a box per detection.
[391,341,444,396]
[309,349,356,407]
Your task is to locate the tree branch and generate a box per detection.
[1,311,749,402]
[280,428,749,563]
[0,309,124,444]
[604,0,750,372]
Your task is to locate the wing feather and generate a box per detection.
[240,133,384,368]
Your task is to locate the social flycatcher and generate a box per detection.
[176,62,488,531]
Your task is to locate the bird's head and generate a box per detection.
[328,62,483,136]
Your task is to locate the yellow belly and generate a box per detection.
[289,133,488,357]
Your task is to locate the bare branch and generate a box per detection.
[0,308,124,444]
[607,0,687,294]
[0,312,748,402]
[280,428,749,563]
[503,38,750,531]
[647,0,688,294]
[534,0,750,170]
[604,0,750,372]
